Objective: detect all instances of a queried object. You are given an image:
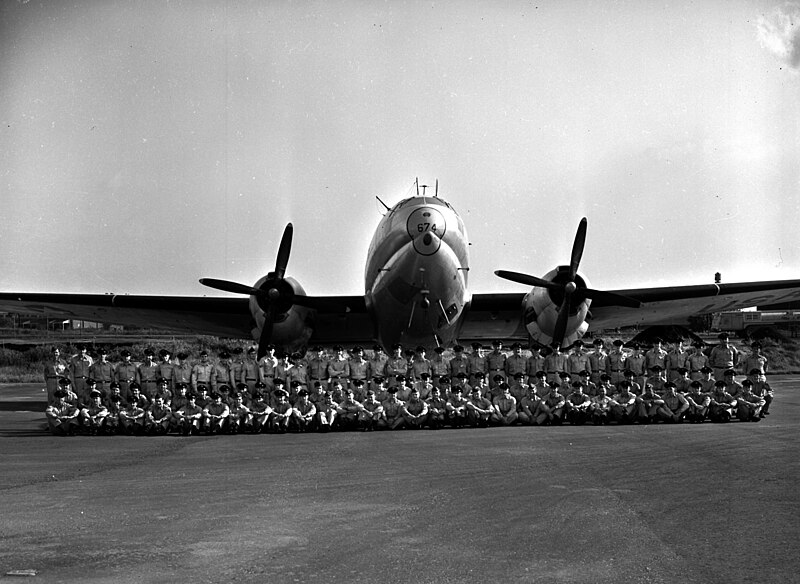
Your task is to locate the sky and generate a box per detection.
[1,0,799,298]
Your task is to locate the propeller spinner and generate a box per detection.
[495,218,641,349]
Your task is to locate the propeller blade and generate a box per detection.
[199,278,262,296]
[552,294,571,350]
[494,270,561,291]
[583,288,642,308]
[569,218,587,280]
[274,223,293,280]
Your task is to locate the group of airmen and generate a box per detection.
[43,333,774,435]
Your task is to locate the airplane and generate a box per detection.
[3,180,800,358]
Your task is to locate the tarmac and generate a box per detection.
[0,379,797,584]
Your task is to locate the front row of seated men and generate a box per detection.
[45,363,773,435]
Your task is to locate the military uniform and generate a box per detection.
[44,350,69,404]
[258,350,279,391]
[504,344,527,384]
[587,341,608,385]
[526,349,545,385]
[367,346,388,390]
[146,398,173,434]
[241,350,260,394]
[486,342,507,387]
[157,351,175,392]
[445,387,469,427]
[666,343,689,381]
[736,384,766,422]
[358,392,384,431]
[409,347,432,381]
[566,342,591,382]
[429,348,449,389]
[348,349,370,388]
[137,353,159,399]
[175,398,204,435]
[466,390,495,427]
[709,335,739,381]
[684,381,710,422]
[90,353,115,395]
[203,396,230,434]
[380,390,405,430]
[46,391,80,435]
[607,341,627,386]
[70,348,94,401]
[686,345,709,381]
[291,392,317,432]
[493,387,518,425]
[402,392,429,428]
[708,382,738,422]
[191,354,214,393]
[543,348,567,385]
[425,389,448,429]
[565,384,592,425]
[535,389,566,425]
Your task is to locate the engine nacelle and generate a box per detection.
[248,275,314,351]
[522,267,591,347]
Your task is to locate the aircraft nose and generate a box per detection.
[407,206,447,255]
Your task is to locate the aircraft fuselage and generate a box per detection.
[364,196,471,349]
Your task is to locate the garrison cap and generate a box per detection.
[742,379,753,387]
[471,342,482,350]
[186,393,197,400]
[290,380,302,387]
[387,386,398,394]
[391,343,403,350]
[664,381,677,389]
[718,332,729,340]
[297,389,309,397]
[265,344,275,351]
[472,371,486,378]
[415,345,426,352]
[199,350,209,356]
[313,345,324,352]
[513,372,525,379]
[176,382,188,390]
[144,348,154,356]
[724,369,736,377]
[593,338,605,346]
[158,377,169,385]
[619,380,631,389]
[571,381,582,388]
[253,391,264,400]
[395,375,405,382]
[749,368,763,376]
[373,344,384,352]
[751,341,762,349]
[372,376,385,383]
[129,382,140,390]
[247,347,257,354]
[232,347,243,355]
[352,345,364,353]
[121,349,131,357]
[578,370,590,377]
[535,370,547,378]
[623,370,635,377]
[274,388,289,398]
[434,346,445,353]
[352,379,364,386]
[236,383,248,391]
[218,384,230,393]
[690,380,702,388]
[599,373,611,382]
[492,373,503,381]
[511,342,522,349]
[90,389,102,397]
[255,381,267,389]
[492,339,503,346]
[196,383,208,392]
[714,380,727,387]
[613,339,624,346]
[451,385,462,393]
[558,371,571,379]
[700,366,713,374]
[273,378,285,386]
[439,376,451,384]
[630,342,640,350]
[77,344,87,351]
[453,344,464,352]
[177,352,189,360]
[110,382,120,390]
[158,349,170,357]
[572,340,584,348]
[99,347,108,354]
[676,367,689,374]
[86,378,97,386]
[419,372,430,379]
[650,364,664,372]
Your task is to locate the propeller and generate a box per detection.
[495,218,642,349]
[200,223,298,359]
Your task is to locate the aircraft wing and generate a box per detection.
[586,279,800,330]
[463,279,800,342]
[0,292,373,344]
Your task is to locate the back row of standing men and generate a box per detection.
[44,333,765,405]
